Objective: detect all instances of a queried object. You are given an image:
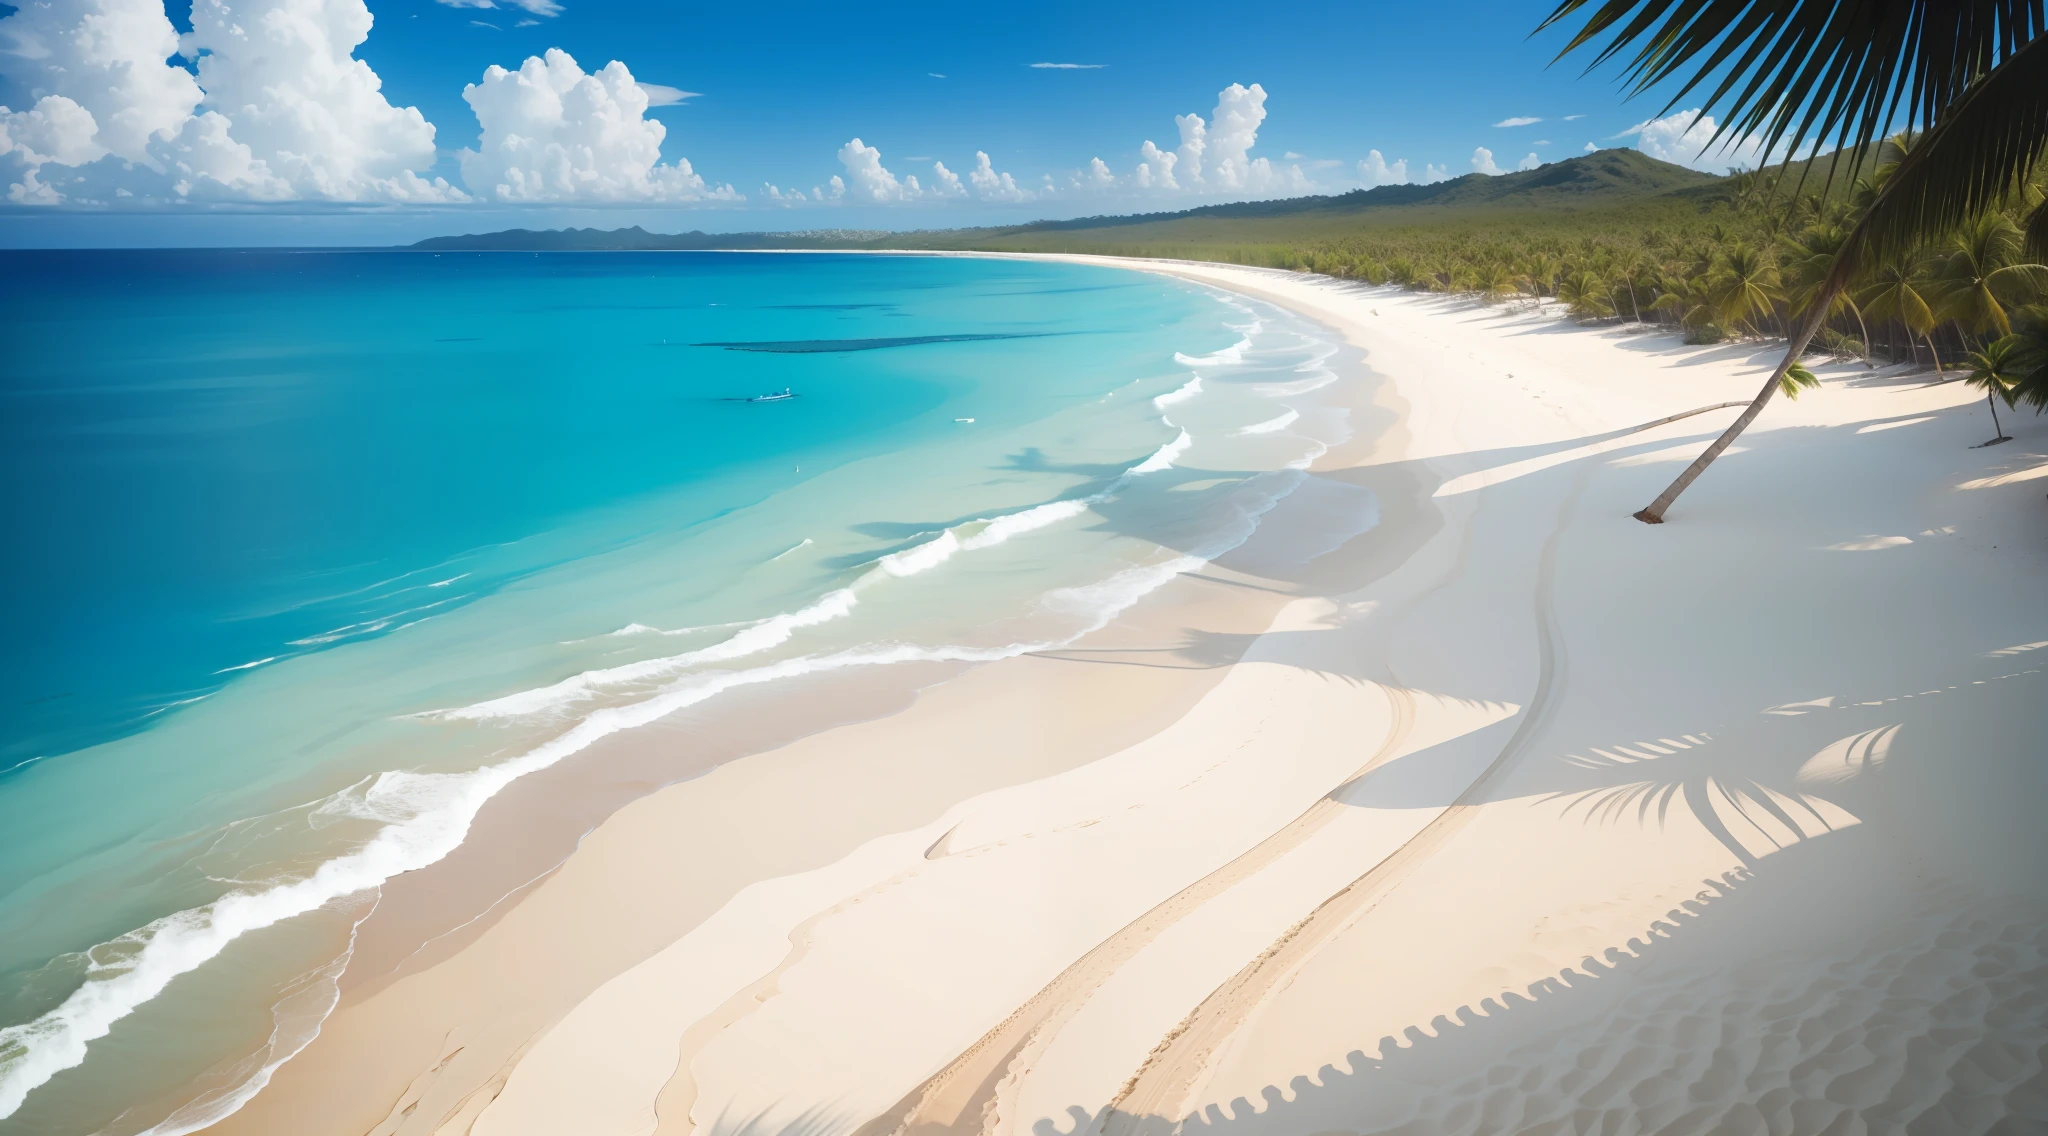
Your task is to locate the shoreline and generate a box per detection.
[204,255,2046,1136]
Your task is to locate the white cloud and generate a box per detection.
[1532,139,1550,146]
[968,150,1031,201]
[436,0,561,16]
[1618,108,1767,171]
[1357,149,1408,186]
[1584,141,1598,152]
[1517,152,1541,171]
[1493,116,1542,128]
[0,0,462,205]
[1082,156,1116,189]
[1173,111,1207,184]
[637,84,699,106]
[1030,62,1105,69]
[1471,146,1503,175]
[1283,150,1304,159]
[1563,114,1586,121]
[763,183,807,202]
[928,72,946,79]
[461,49,734,202]
[930,160,965,196]
[1135,139,1177,189]
[1204,82,1267,190]
[1422,162,1450,183]
[836,137,907,201]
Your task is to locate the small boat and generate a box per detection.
[747,388,797,403]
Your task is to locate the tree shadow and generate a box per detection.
[1030,822,2048,1136]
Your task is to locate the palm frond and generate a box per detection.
[1538,0,2045,193]
[1829,33,2048,277]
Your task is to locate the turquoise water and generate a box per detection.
[0,251,1349,1133]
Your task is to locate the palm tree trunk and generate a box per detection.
[1852,307,1871,367]
[1634,309,1826,524]
[1628,280,1641,323]
[1925,331,1945,378]
[1987,389,2009,442]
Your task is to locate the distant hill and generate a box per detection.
[406,150,1737,255]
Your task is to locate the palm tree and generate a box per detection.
[1610,248,1650,322]
[1477,262,1520,305]
[1558,269,1617,319]
[1858,255,1944,374]
[1709,243,1782,337]
[1781,220,1872,365]
[1541,0,2048,522]
[1963,338,2021,444]
[1936,213,2048,342]
[2002,306,2048,411]
[1651,271,1721,341]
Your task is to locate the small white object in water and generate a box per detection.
[955,417,975,423]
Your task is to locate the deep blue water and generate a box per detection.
[0,250,1197,770]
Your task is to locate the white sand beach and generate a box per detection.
[205,257,2048,1136]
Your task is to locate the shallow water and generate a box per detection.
[0,251,1354,1133]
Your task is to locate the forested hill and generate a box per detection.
[406,150,1730,255]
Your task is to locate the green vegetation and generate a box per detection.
[1534,0,2047,519]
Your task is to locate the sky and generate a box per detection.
[0,0,1773,246]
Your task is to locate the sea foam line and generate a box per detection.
[1153,375,1202,408]
[1234,410,1300,436]
[0,539,1252,1121]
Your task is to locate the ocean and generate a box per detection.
[0,250,1353,1133]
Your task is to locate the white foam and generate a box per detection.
[1153,375,1202,408]
[1234,410,1300,436]
[0,528,1238,1121]
[875,531,961,578]
[1130,428,1193,474]
[1173,336,1251,367]
[213,657,279,675]
[440,587,860,721]
[1254,371,1336,396]
[960,499,1092,552]
[768,538,813,562]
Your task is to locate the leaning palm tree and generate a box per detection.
[1541,0,2048,522]
[1963,338,2022,444]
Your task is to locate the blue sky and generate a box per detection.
[0,0,1760,245]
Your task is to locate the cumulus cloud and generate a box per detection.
[1584,141,1598,152]
[1620,108,1767,172]
[1357,149,1408,186]
[0,0,462,205]
[1125,82,1304,198]
[1493,116,1542,128]
[762,183,807,202]
[836,137,908,202]
[1422,162,1450,183]
[1471,146,1503,175]
[1135,139,1178,189]
[1518,152,1541,171]
[460,49,735,202]
[968,150,1031,200]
